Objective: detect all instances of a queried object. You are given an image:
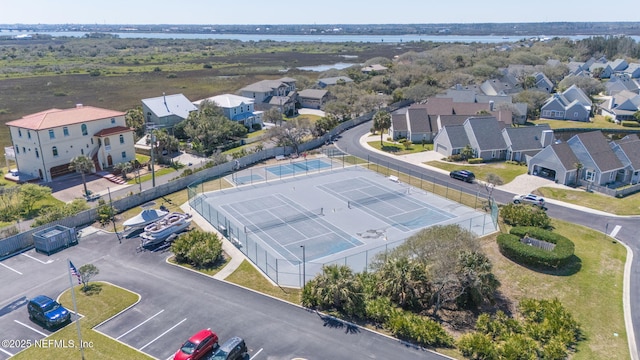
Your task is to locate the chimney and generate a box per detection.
[540,129,554,147]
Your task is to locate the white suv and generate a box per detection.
[513,194,546,208]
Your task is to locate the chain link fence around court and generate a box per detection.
[188,151,499,288]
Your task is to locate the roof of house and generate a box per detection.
[194,94,254,108]
[298,89,328,99]
[436,89,477,103]
[6,105,125,130]
[572,131,624,172]
[424,98,453,116]
[391,113,408,132]
[407,107,431,133]
[452,102,490,115]
[465,116,507,150]
[240,78,295,93]
[444,125,470,148]
[615,139,640,169]
[502,124,551,151]
[142,93,196,120]
[550,142,580,171]
[362,64,388,72]
[94,126,134,137]
[438,115,470,128]
[318,76,353,85]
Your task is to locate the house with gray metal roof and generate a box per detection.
[540,85,591,122]
[433,116,507,160]
[433,125,470,157]
[600,90,640,121]
[389,113,408,140]
[239,77,297,115]
[568,131,625,186]
[141,93,197,129]
[193,94,263,128]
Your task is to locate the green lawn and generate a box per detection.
[225,260,301,304]
[531,115,623,130]
[424,160,528,184]
[12,283,152,360]
[478,220,629,360]
[537,187,640,215]
[367,140,432,155]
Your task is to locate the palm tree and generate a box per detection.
[69,155,94,197]
[309,264,364,316]
[372,110,391,146]
[114,161,133,180]
[376,257,429,309]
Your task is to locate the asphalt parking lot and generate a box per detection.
[0,228,448,360]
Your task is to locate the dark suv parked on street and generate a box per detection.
[449,169,475,183]
[27,295,71,329]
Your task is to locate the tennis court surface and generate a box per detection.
[199,164,495,268]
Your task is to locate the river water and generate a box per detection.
[3,30,637,43]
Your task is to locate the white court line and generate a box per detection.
[610,225,622,238]
[0,263,22,275]
[250,348,264,359]
[139,318,186,351]
[116,309,165,340]
[14,320,47,336]
[0,347,13,357]
[21,253,54,264]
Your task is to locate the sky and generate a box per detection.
[1,0,639,25]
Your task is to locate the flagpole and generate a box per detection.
[67,259,85,360]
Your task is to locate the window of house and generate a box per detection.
[22,147,26,153]
[15,145,19,154]
[111,118,116,124]
[121,151,126,159]
[104,138,110,147]
[18,129,22,137]
[81,124,88,136]
[52,146,58,157]
[585,169,595,182]
[35,149,39,158]
[27,131,31,139]
[90,138,93,145]
[119,134,124,144]
[63,127,69,136]
[80,149,84,155]
[48,129,55,139]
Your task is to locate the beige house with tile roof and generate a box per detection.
[4,104,135,182]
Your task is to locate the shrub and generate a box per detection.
[621,120,640,127]
[203,63,212,69]
[468,157,484,164]
[497,227,575,268]
[500,203,551,228]
[251,123,262,131]
[458,332,498,359]
[449,154,463,162]
[386,311,454,348]
[166,73,177,78]
[171,230,223,267]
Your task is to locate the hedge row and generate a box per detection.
[365,297,454,348]
[621,120,640,127]
[468,157,484,164]
[497,227,575,269]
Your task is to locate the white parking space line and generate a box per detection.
[14,320,47,336]
[0,263,22,275]
[139,318,187,351]
[116,309,165,340]
[610,225,622,238]
[250,348,264,359]
[0,347,14,357]
[21,253,54,264]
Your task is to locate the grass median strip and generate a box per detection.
[12,282,152,360]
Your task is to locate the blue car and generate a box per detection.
[28,295,71,329]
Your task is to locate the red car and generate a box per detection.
[174,328,219,360]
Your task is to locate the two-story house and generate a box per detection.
[4,104,135,183]
[193,94,263,128]
[239,77,297,115]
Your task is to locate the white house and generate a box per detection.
[4,104,135,182]
[193,94,263,128]
[141,93,197,130]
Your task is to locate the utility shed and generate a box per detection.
[33,225,78,255]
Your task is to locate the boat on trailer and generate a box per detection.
[140,212,192,246]
[123,207,169,231]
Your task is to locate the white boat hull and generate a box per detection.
[140,212,192,246]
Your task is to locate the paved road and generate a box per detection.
[335,119,640,360]
[0,228,450,360]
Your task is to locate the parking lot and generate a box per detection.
[0,228,447,360]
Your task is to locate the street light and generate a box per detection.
[300,245,306,288]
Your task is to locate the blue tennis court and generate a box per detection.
[233,174,263,185]
[266,159,332,176]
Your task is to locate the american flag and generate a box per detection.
[69,261,82,285]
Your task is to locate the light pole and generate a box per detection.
[146,123,157,187]
[300,245,306,288]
